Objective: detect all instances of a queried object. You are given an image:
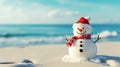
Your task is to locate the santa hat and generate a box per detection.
[73,17,91,30]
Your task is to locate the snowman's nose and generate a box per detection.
[77,28,82,32]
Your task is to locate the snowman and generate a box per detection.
[63,17,101,62]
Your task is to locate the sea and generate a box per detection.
[0,24,120,47]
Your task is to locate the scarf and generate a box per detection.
[66,34,91,47]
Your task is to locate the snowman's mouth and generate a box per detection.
[77,30,86,35]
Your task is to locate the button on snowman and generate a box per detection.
[63,17,101,62]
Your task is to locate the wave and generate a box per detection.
[0,30,119,47]
[0,33,65,37]
[92,30,118,38]
[0,36,67,47]
[1,30,118,38]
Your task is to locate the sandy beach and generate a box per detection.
[0,42,120,67]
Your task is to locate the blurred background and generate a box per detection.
[0,0,120,47]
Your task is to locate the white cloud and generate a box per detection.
[47,10,59,18]
[0,0,120,24]
[46,9,81,23]
[45,1,120,24]
[65,11,79,16]
[47,10,80,18]
[0,0,49,24]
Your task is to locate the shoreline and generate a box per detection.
[0,41,120,48]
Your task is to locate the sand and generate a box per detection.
[0,42,120,67]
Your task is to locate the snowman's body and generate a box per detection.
[63,17,97,62]
[68,39,97,59]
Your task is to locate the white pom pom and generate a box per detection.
[85,16,90,21]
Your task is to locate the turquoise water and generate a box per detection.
[0,24,120,47]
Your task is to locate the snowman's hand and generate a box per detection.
[64,35,68,41]
[94,35,102,44]
[98,35,102,39]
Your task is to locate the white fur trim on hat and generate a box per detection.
[72,23,91,30]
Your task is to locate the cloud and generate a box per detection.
[46,9,81,23]
[46,0,120,24]
[65,11,79,16]
[0,0,120,24]
[47,10,59,18]
[0,0,50,24]
[47,10,80,18]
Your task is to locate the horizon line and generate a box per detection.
[0,23,120,25]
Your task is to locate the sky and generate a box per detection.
[0,0,120,24]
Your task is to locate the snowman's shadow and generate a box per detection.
[88,55,120,66]
[100,55,120,62]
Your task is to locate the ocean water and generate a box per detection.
[0,24,120,47]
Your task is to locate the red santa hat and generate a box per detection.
[73,16,91,29]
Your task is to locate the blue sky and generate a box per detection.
[0,0,120,24]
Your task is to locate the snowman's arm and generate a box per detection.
[64,36,78,47]
[94,35,102,44]
[64,35,73,47]
[64,36,77,42]
[64,35,68,41]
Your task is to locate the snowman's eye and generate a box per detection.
[82,27,84,29]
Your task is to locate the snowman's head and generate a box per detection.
[72,17,92,36]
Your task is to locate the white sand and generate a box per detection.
[0,42,120,67]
